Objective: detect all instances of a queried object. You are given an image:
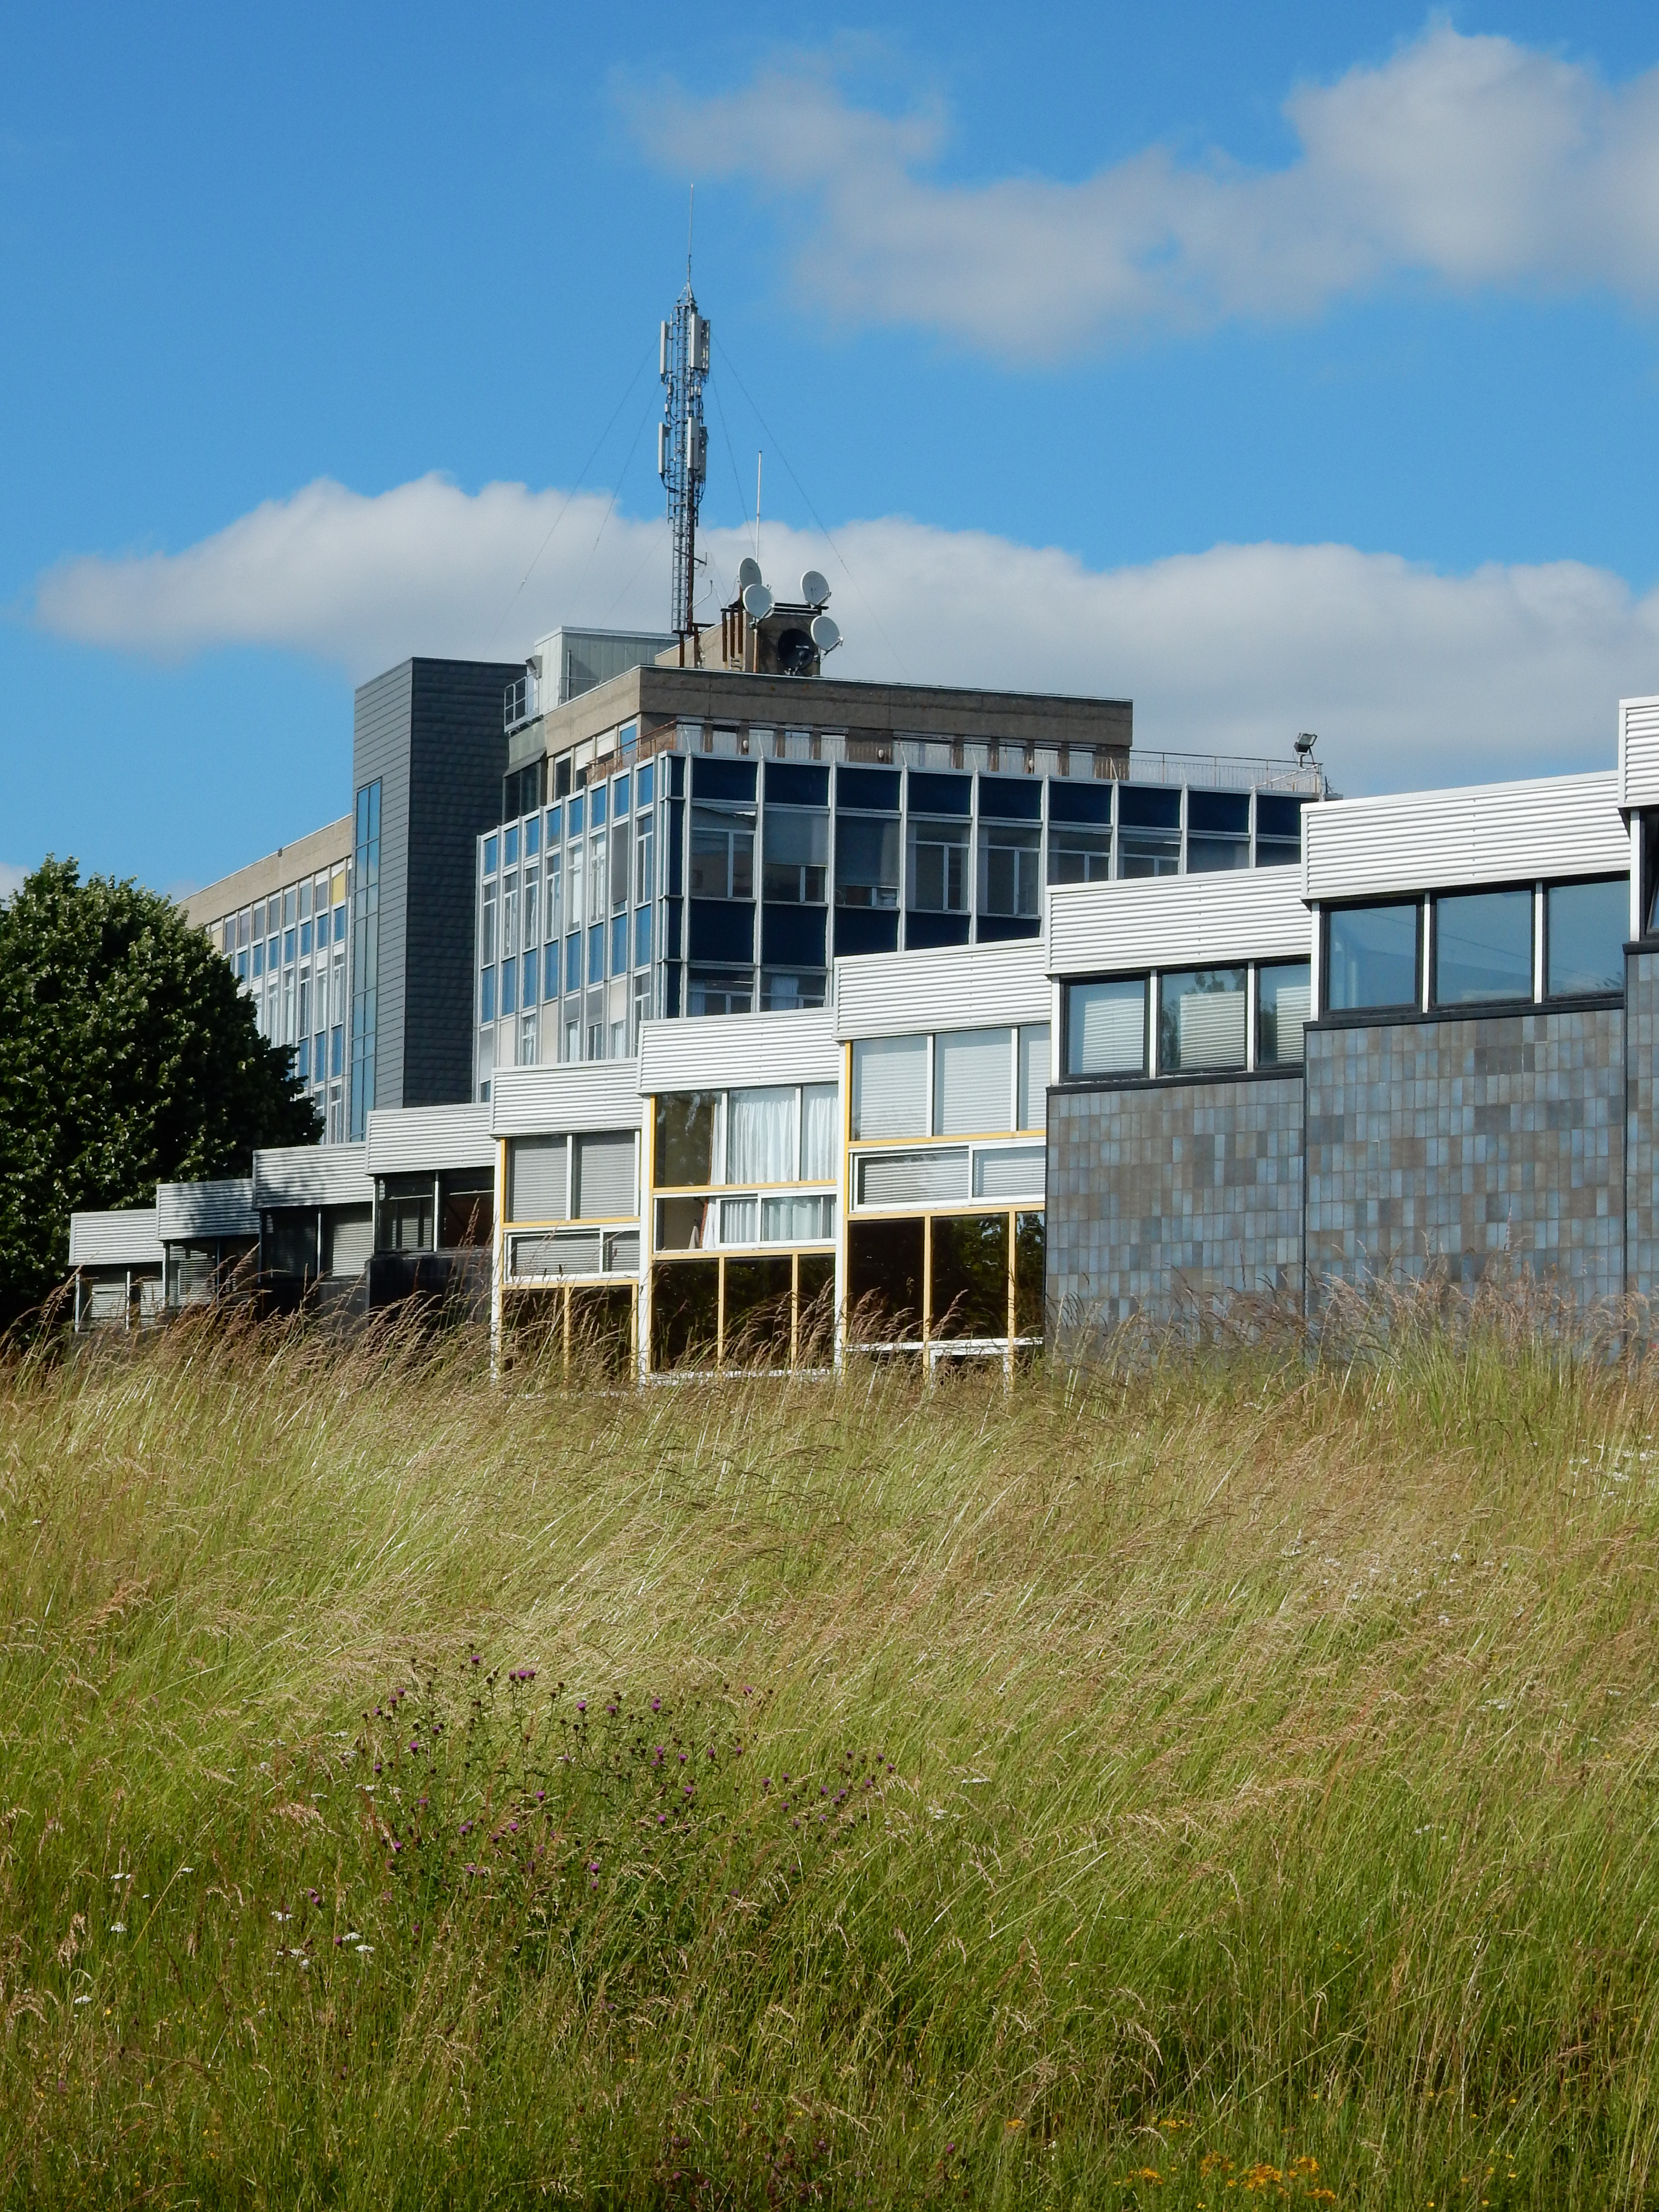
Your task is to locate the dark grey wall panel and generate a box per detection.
[1047,1074,1304,1333]
[352,658,518,1113]
[1305,1007,1624,1308]
[1626,950,1659,1298]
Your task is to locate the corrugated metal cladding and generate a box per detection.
[1304,771,1626,902]
[491,1062,643,1136]
[68,1209,164,1266]
[155,1179,257,1241]
[835,941,1048,1039]
[1619,697,1659,809]
[253,1143,373,1208]
[639,1007,839,1091]
[1048,870,1309,978]
[365,1104,493,1175]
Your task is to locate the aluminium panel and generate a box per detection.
[638,1007,839,1092]
[834,939,1049,1039]
[1047,868,1310,978]
[1620,697,1659,810]
[253,1142,373,1209]
[366,1103,494,1176]
[491,1060,644,1137]
[1303,771,1625,902]
[155,1178,258,1241]
[68,1209,165,1267]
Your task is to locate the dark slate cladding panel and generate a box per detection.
[406,660,519,1109]
[1626,948,1659,1296]
[1305,1005,1624,1309]
[352,658,517,1113]
[352,663,415,1115]
[1046,1075,1304,1332]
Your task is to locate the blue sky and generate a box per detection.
[4,0,1659,894]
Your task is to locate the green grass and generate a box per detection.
[4,1306,1659,2206]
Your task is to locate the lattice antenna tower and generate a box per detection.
[658,241,710,641]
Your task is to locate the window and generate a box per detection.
[567,839,584,934]
[1256,794,1304,868]
[505,824,519,866]
[978,822,1040,918]
[523,863,539,950]
[565,932,581,995]
[1186,791,1250,874]
[852,1034,927,1139]
[1117,785,1181,877]
[483,834,497,877]
[502,874,518,960]
[634,814,654,906]
[634,904,652,969]
[441,1173,494,1249]
[761,1193,835,1241]
[934,1027,1013,1135]
[846,1217,924,1343]
[1017,1024,1050,1129]
[1065,978,1146,1077]
[728,1088,796,1183]
[501,957,517,1018]
[509,1134,567,1220]
[480,967,496,1024]
[573,1132,635,1218]
[1433,889,1531,1006]
[588,929,604,986]
[631,970,649,1047]
[691,805,755,900]
[1048,825,1112,884]
[1327,902,1418,1011]
[931,1214,1009,1340]
[908,817,969,912]
[1159,968,1247,1074]
[610,819,630,910]
[378,1175,434,1253]
[1257,962,1311,1065]
[688,968,752,1015]
[656,1092,718,1186]
[522,941,538,1005]
[519,1010,538,1066]
[590,784,607,828]
[762,969,826,1010]
[764,808,828,902]
[801,1084,838,1178]
[588,832,606,925]
[481,880,497,966]
[526,813,540,856]
[547,849,562,943]
[656,1196,712,1250]
[614,770,631,815]
[1547,878,1627,997]
[834,814,899,909]
[611,912,628,976]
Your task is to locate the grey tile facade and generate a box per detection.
[1047,1075,1305,1329]
[1625,950,1659,1291]
[1304,1008,1625,1306]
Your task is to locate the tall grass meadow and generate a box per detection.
[3,1290,1659,2205]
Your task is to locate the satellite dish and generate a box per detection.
[800,569,830,609]
[736,557,762,594]
[742,581,774,622]
[809,612,841,654]
[777,627,816,676]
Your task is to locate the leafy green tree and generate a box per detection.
[0,857,320,1327]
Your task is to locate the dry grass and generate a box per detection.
[2,1298,1659,2206]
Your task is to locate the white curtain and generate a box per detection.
[727,1088,796,1184]
[801,1084,838,1180]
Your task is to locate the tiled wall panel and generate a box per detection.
[1304,1008,1623,1305]
[1626,951,1659,1293]
[1047,1076,1304,1329]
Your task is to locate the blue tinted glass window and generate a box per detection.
[544,943,559,999]
[331,1026,343,1078]
[252,942,264,976]
[284,929,296,963]
[588,928,604,985]
[1434,889,1532,1005]
[334,905,346,943]
[298,1036,311,1080]
[484,835,498,876]
[635,903,652,968]
[565,933,581,994]
[1547,878,1627,996]
[611,912,628,974]
[614,772,630,816]
[546,805,561,845]
[501,957,517,1016]
[591,785,607,827]
[299,921,312,956]
[523,949,538,1005]
[568,795,584,837]
[637,763,654,808]
[1327,903,1418,1010]
[480,968,495,1023]
[526,815,540,856]
[505,825,519,865]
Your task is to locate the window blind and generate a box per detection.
[857,1148,970,1206]
[973,1146,1046,1200]
[852,1035,928,1139]
[933,1027,1012,1136]
[573,1132,636,1219]
[509,1135,567,1222]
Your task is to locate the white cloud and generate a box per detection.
[625,25,1659,357]
[0,861,26,904]
[28,473,1659,794]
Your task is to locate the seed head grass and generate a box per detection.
[2,1300,1658,2205]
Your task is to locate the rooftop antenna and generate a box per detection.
[658,195,709,645]
[755,450,762,565]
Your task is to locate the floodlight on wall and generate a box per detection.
[1294,731,1319,760]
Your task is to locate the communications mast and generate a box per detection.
[658,267,709,645]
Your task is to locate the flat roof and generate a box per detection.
[183,817,353,930]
